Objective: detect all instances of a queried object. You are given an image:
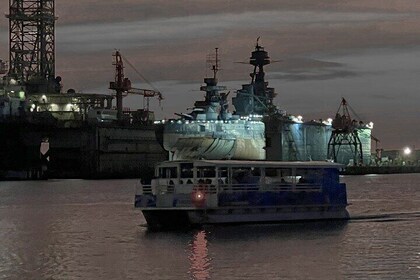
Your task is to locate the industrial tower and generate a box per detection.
[7,0,57,94]
[327,98,363,165]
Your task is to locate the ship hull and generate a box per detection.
[141,206,349,229]
[162,120,265,160]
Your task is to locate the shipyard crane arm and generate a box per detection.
[371,134,381,150]
[371,135,380,143]
[331,98,358,132]
[128,87,163,112]
[109,50,164,121]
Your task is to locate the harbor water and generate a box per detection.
[0,174,419,279]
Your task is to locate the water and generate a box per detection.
[0,174,419,279]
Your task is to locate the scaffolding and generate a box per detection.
[7,0,56,93]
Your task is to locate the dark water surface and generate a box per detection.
[0,174,419,279]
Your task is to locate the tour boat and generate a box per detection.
[135,160,349,229]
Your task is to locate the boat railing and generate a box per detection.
[136,181,322,196]
[219,183,322,193]
[135,183,153,195]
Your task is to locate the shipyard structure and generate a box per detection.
[158,40,372,166]
[0,0,166,179]
[1,1,373,179]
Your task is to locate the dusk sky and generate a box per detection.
[1,1,420,149]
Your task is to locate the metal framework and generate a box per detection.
[327,98,363,165]
[7,0,55,92]
[109,51,163,122]
[328,132,363,164]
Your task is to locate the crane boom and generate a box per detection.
[109,51,163,122]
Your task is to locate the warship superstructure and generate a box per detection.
[158,48,266,161]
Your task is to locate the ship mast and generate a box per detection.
[212,47,219,80]
[196,48,227,107]
[232,38,276,116]
[249,37,274,107]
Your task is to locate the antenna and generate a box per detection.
[206,48,220,79]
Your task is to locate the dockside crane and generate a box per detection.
[109,51,163,122]
[371,134,382,161]
[327,98,364,165]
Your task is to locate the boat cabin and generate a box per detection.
[151,160,341,189]
[135,160,349,227]
[137,160,346,208]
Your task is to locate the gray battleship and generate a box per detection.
[158,40,372,164]
[158,48,266,161]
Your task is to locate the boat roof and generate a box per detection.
[157,160,344,169]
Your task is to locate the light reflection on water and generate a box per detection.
[0,174,419,279]
[188,230,211,280]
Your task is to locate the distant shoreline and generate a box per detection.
[342,165,420,175]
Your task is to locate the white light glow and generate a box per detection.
[323,118,333,125]
[65,103,73,111]
[49,103,58,111]
[403,147,411,155]
[291,115,303,123]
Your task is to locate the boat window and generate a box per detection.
[217,167,228,178]
[217,167,228,184]
[265,168,292,184]
[252,167,261,176]
[180,163,193,178]
[197,166,215,178]
[159,167,177,179]
[232,168,259,185]
[296,168,323,184]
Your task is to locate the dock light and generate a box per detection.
[291,115,303,123]
[368,122,374,129]
[323,118,333,125]
[403,147,412,155]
